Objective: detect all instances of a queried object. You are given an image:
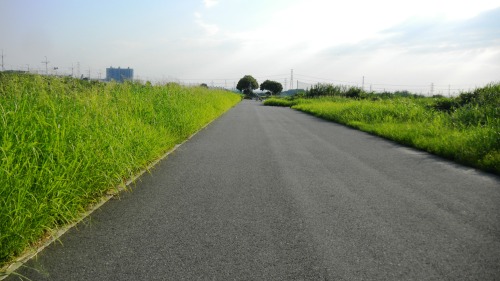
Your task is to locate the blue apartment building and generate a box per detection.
[106,67,133,82]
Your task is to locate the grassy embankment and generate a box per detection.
[0,73,241,266]
[264,83,500,174]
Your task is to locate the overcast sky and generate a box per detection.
[1,0,499,93]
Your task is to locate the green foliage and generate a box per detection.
[260,80,283,95]
[263,98,298,107]
[306,84,426,100]
[306,84,346,97]
[432,83,500,113]
[0,73,241,266]
[431,83,500,127]
[236,75,259,97]
[305,84,369,99]
[431,97,458,112]
[282,83,500,174]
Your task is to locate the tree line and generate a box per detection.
[236,75,283,98]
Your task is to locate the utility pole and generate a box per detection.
[362,76,365,90]
[41,56,49,75]
[1,49,5,71]
[284,78,287,91]
[290,69,294,90]
[430,82,434,96]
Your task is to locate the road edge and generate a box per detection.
[0,101,241,280]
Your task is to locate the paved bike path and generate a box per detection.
[8,100,500,280]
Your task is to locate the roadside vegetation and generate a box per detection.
[236,75,284,99]
[263,98,298,107]
[0,73,241,267]
[264,83,500,174]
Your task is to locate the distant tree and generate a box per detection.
[236,75,259,97]
[260,80,283,95]
[200,83,208,88]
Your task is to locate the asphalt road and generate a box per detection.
[8,100,500,280]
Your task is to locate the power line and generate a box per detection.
[254,73,288,79]
[295,73,481,93]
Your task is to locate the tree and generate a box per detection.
[236,75,259,97]
[260,80,283,95]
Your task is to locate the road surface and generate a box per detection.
[7,100,500,280]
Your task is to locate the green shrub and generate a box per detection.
[263,98,298,107]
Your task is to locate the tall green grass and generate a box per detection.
[0,73,241,266]
[263,97,298,107]
[268,84,499,174]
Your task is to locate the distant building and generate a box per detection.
[106,67,133,82]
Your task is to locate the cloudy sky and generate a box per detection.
[1,0,499,93]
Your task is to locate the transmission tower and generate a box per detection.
[41,56,50,75]
[290,69,294,90]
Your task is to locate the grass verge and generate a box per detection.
[0,73,241,267]
[266,84,499,174]
[263,97,298,107]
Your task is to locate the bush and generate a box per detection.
[263,98,298,107]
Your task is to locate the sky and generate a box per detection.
[1,0,499,94]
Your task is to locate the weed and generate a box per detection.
[266,83,499,174]
[0,73,240,266]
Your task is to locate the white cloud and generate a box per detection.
[222,0,500,54]
[194,12,219,36]
[203,0,219,8]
